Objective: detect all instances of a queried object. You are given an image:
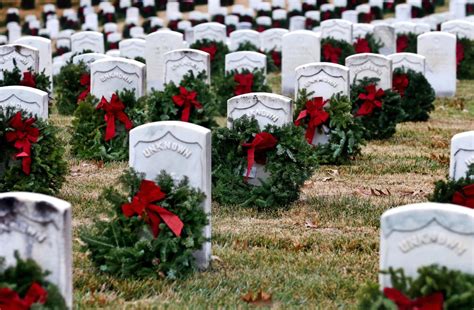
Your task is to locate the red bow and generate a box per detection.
[256,25,266,32]
[122,180,184,237]
[456,41,465,67]
[5,112,40,175]
[295,97,330,144]
[322,11,332,20]
[356,84,385,116]
[271,51,281,67]
[0,282,48,310]
[354,38,371,53]
[384,288,444,310]
[452,184,474,209]
[393,74,409,97]
[172,86,203,122]
[200,44,217,61]
[322,43,342,64]
[242,132,278,181]
[397,35,409,53]
[20,72,36,88]
[77,73,90,103]
[234,73,254,96]
[96,94,133,141]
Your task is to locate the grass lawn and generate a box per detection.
[48,76,474,309]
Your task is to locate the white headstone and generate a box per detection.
[380,203,474,287]
[15,37,53,91]
[374,24,396,56]
[72,53,110,68]
[353,23,375,40]
[282,30,321,96]
[163,49,211,85]
[0,44,39,79]
[388,52,425,74]
[119,38,146,59]
[260,28,288,52]
[345,53,393,89]
[450,131,474,180]
[395,3,412,21]
[0,86,48,119]
[91,58,146,100]
[194,22,227,43]
[441,20,474,40]
[0,192,72,308]
[417,32,457,97]
[145,30,185,91]
[342,10,359,24]
[46,19,60,39]
[225,51,267,74]
[289,16,307,31]
[71,31,105,54]
[7,23,21,44]
[129,121,212,269]
[229,30,260,51]
[321,19,353,43]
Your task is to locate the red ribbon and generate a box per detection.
[271,51,281,68]
[452,184,474,209]
[5,112,40,175]
[122,180,184,238]
[256,25,266,32]
[384,288,444,310]
[354,38,371,53]
[241,132,278,181]
[96,94,133,141]
[397,35,409,53]
[77,73,90,103]
[172,86,203,122]
[295,97,330,144]
[456,41,465,67]
[322,43,342,64]
[199,44,217,61]
[393,73,409,97]
[234,73,254,96]
[0,282,48,310]
[356,84,385,116]
[20,72,36,88]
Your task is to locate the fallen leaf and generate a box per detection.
[211,255,223,263]
[305,220,318,229]
[234,239,249,250]
[430,138,449,149]
[430,153,450,165]
[292,242,304,252]
[96,160,104,169]
[326,169,339,177]
[370,188,391,196]
[319,177,332,182]
[400,189,426,197]
[241,290,273,307]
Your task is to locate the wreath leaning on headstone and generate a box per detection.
[456,37,474,80]
[54,60,89,115]
[80,169,208,279]
[70,89,147,162]
[396,33,417,53]
[321,37,356,65]
[357,265,474,309]
[212,116,318,208]
[353,34,383,54]
[145,71,218,129]
[350,77,405,141]
[0,107,68,195]
[294,90,365,165]
[0,64,51,95]
[213,68,272,116]
[190,39,229,77]
[392,67,435,122]
[429,164,474,209]
[0,252,67,309]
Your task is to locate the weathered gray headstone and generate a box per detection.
[163,49,211,85]
[0,86,48,119]
[450,131,474,180]
[346,53,393,89]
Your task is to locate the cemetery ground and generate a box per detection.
[50,76,474,308]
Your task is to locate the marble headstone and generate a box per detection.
[374,24,396,56]
[230,30,260,51]
[72,53,110,68]
[0,86,48,119]
[441,20,474,40]
[260,28,288,52]
[193,22,227,43]
[345,53,393,89]
[388,52,425,74]
[450,131,474,180]
[225,51,267,74]
[119,39,146,60]
[321,19,353,44]
[15,37,52,91]
[71,31,105,54]
[163,49,211,85]
[0,44,39,79]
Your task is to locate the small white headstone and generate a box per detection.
[71,31,105,54]
[395,3,412,21]
[163,49,211,85]
[119,38,146,59]
[450,131,474,180]
[225,51,267,74]
[374,24,396,56]
[229,30,260,51]
[321,19,353,43]
[289,16,307,31]
[388,52,425,74]
[0,44,39,79]
[345,53,393,89]
[194,22,227,43]
[72,53,110,68]
[7,23,21,44]
[0,86,48,119]
[15,37,53,91]
[441,20,474,40]
[260,28,288,52]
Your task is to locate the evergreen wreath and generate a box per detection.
[294,90,365,165]
[80,169,208,279]
[321,38,355,65]
[213,68,272,116]
[235,42,278,73]
[350,77,404,140]
[457,38,474,80]
[396,33,417,53]
[392,67,435,122]
[429,164,474,209]
[190,39,229,77]
[357,265,474,309]
[0,64,50,94]
[0,107,67,195]
[145,71,218,129]
[0,252,67,309]
[54,61,89,115]
[353,34,383,54]
[71,90,147,161]
[212,116,318,208]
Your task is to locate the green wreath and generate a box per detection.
[71,89,147,161]
[212,116,318,208]
[213,68,272,116]
[429,163,474,209]
[54,61,89,115]
[396,33,417,53]
[0,252,67,309]
[0,65,50,94]
[294,90,365,164]
[353,33,383,54]
[190,39,229,77]
[80,169,208,279]
[145,71,218,128]
[0,107,67,195]
[321,37,355,65]
[350,77,404,140]
[358,265,474,309]
[457,38,474,80]
[392,67,435,122]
